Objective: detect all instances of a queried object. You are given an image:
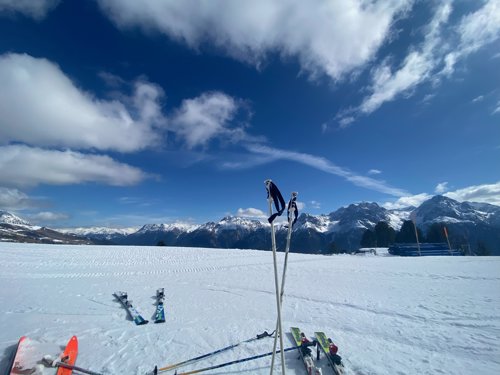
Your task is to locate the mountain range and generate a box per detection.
[1,195,499,255]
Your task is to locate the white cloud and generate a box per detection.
[170,92,254,149]
[368,169,382,175]
[0,145,148,187]
[493,100,500,115]
[0,0,59,20]
[310,201,321,210]
[338,116,356,129]
[435,182,449,194]
[383,182,500,209]
[30,211,69,222]
[339,0,500,125]
[358,1,452,116]
[230,144,408,197]
[472,95,484,103]
[97,0,411,81]
[0,187,33,210]
[444,182,500,206]
[455,0,500,58]
[0,53,164,152]
[382,193,432,210]
[236,208,267,219]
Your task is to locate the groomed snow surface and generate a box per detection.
[0,243,499,375]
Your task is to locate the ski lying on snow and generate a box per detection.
[113,291,148,325]
[9,336,79,375]
[8,336,29,375]
[314,332,345,375]
[154,288,166,323]
[56,335,79,375]
[290,327,322,375]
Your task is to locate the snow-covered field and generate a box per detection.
[1,243,499,375]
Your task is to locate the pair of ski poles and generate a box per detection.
[266,179,299,375]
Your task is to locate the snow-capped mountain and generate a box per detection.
[2,195,499,253]
[0,210,33,227]
[0,211,94,245]
[413,195,492,225]
[57,226,140,242]
[136,223,199,234]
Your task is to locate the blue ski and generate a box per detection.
[154,288,166,323]
[113,291,148,325]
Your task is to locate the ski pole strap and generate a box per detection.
[287,193,298,227]
[256,329,275,339]
[265,180,285,223]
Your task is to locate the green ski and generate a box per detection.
[290,327,322,375]
[314,332,344,375]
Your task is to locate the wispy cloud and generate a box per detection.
[29,211,69,223]
[357,1,452,116]
[236,207,267,219]
[0,187,36,210]
[472,95,484,103]
[435,182,449,194]
[444,181,500,206]
[382,193,433,210]
[226,144,408,197]
[0,0,59,20]
[338,0,500,126]
[309,200,321,209]
[383,181,500,209]
[493,100,500,115]
[368,169,382,175]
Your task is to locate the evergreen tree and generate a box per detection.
[328,241,342,254]
[396,220,423,243]
[360,229,377,248]
[374,221,396,247]
[157,240,166,246]
[475,241,491,256]
[426,223,447,243]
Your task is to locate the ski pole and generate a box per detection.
[270,192,297,374]
[174,346,298,375]
[265,179,286,375]
[155,331,274,373]
[53,361,104,375]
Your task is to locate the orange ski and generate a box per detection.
[56,336,78,375]
[9,336,29,375]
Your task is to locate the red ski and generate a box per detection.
[56,336,78,375]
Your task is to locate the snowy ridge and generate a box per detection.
[137,223,199,234]
[58,226,139,236]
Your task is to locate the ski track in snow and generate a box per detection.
[0,243,499,375]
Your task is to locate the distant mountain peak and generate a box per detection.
[0,210,32,226]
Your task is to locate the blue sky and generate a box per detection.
[0,0,499,228]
